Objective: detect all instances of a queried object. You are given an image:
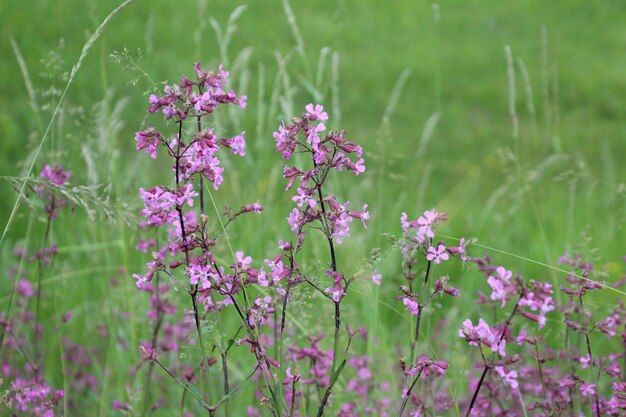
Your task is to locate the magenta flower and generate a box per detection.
[305,103,329,121]
[16,279,34,298]
[579,353,591,369]
[188,264,211,287]
[426,244,449,264]
[292,187,317,208]
[325,286,346,303]
[580,382,596,396]
[458,318,506,356]
[349,204,370,228]
[495,366,519,389]
[487,266,515,308]
[447,237,469,261]
[40,164,71,186]
[235,251,252,270]
[135,127,162,158]
[371,272,381,286]
[221,132,246,156]
[403,297,420,315]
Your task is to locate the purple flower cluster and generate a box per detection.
[394,209,465,415]
[126,67,626,417]
[274,104,368,249]
[5,378,64,417]
[133,64,251,292]
[1,164,72,416]
[450,253,626,416]
[34,163,71,220]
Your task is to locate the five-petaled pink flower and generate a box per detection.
[427,243,449,264]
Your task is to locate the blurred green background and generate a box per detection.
[1,0,623,257]
[1,0,625,413]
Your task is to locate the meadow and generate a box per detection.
[1,1,625,416]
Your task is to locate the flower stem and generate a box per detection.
[314,177,343,417]
[464,293,523,417]
[397,369,423,417]
[174,119,210,404]
[578,295,600,417]
[221,352,230,417]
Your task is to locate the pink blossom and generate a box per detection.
[16,279,34,298]
[426,244,449,264]
[235,251,252,270]
[403,298,420,315]
[305,103,329,121]
[495,366,519,389]
[580,382,596,396]
[40,164,71,186]
[579,353,591,369]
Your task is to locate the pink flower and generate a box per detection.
[188,264,211,287]
[458,318,506,357]
[235,251,252,270]
[16,279,34,298]
[40,164,71,186]
[426,244,449,264]
[306,122,326,146]
[495,366,519,389]
[458,237,468,261]
[580,382,596,397]
[135,127,162,158]
[325,286,345,303]
[305,103,328,121]
[292,187,316,208]
[403,298,419,315]
[287,208,302,231]
[371,273,381,286]
[579,353,591,369]
[349,204,370,228]
[221,132,246,156]
[448,237,469,261]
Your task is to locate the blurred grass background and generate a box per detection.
[1,0,625,414]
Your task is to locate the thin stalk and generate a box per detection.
[464,365,489,417]
[410,312,422,365]
[410,256,431,362]
[623,325,626,381]
[534,344,547,397]
[174,120,210,404]
[578,295,600,416]
[314,176,343,417]
[197,104,205,214]
[289,379,297,417]
[142,268,163,417]
[221,352,230,417]
[397,369,424,417]
[316,358,346,417]
[464,293,523,417]
[423,258,432,285]
[34,212,54,368]
[153,356,212,411]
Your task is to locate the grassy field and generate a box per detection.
[1,1,625,415]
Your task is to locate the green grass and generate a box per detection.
[1,0,625,415]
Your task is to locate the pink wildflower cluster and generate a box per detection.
[274,104,369,249]
[145,63,246,121]
[0,164,71,416]
[458,318,507,356]
[134,63,246,190]
[133,64,256,295]
[392,210,467,415]
[452,253,626,416]
[33,163,71,220]
[5,378,64,417]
